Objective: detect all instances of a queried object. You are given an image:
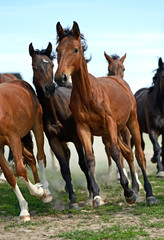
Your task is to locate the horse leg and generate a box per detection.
[10,136,46,199]
[106,119,136,204]
[76,124,104,207]
[74,138,93,198]
[149,130,164,177]
[102,137,113,177]
[127,111,156,205]
[162,134,164,168]
[48,137,79,209]
[32,110,52,203]
[22,145,40,183]
[0,149,30,222]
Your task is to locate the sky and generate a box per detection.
[0,0,164,93]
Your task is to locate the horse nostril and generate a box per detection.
[61,74,67,83]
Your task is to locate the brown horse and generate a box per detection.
[0,79,52,221]
[0,73,51,189]
[104,52,142,187]
[55,21,156,207]
[29,42,91,209]
[135,57,164,177]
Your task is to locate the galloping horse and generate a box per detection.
[29,42,91,209]
[104,52,142,188]
[0,79,52,221]
[135,57,164,177]
[0,73,44,184]
[55,21,156,206]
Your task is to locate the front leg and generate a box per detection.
[149,130,164,177]
[76,123,104,207]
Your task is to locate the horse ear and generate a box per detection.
[29,43,35,57]
[56,22,64,39]
[72,21,80,39]
[120,53,126,63]
[46,42,52,55]
[159,57,163,67]
[104,52,113,63]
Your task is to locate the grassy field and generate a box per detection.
[0,134,164,239]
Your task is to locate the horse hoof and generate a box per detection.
[21,215,31,222]
[156,171,164,178]
[93,196,105,208]
[151,157,157,163]
[69,203,80,210]
[42,194,53,203]
[125,191,137,204]
[146,196,157,206]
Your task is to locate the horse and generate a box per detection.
[0,79,53,221]
[104,52,142,188]
[134,57,164,178]
[54,21,156,207]
[0,73,42,185]
[29,42,92,209]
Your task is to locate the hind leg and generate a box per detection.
[10,136,45,199]
[149,130,164,177]
[0,149,30,221]
[32,108,52,203]
[127,111,156,205]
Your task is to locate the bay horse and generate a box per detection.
[104,52,142,187]
[0,79,53,221]
[135,57,164,178]
[55,21,156,207]
[0,73,49,187]
[29,42,91,209]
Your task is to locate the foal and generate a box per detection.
[55,21,156,207]
[104,52,142,188]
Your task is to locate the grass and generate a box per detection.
[0,168,164,239]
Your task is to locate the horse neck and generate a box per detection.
[33,76,57,119]
[71,58,93,103]
[153,83,164,113]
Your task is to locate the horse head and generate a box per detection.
[104,52,126,78]
[29,42,56,97]
[55,21,86,86]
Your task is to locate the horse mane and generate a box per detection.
[56,27,91,63]
[110,54,120,60]
[34,49,56,61]
[148,58,164,93]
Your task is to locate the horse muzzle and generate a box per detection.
[44,84,55,98]
[54,73,68,87]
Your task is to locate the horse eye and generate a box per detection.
[74,48,78,53]
[123,68,125,72]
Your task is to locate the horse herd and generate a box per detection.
[0,21,164,222]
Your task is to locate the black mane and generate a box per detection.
[34,49,56,61]
[110,54,120,60]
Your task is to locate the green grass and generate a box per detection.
[0,170,164,239]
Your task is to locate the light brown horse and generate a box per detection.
[104,52,142,187]
[0,79,52,221]
[55,21,156,207]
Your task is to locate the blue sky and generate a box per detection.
[0,0,164,93]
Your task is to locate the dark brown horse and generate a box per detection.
[135,57,164,178]
[29,42,91,209]
[0,79,53,221]
[55,21,156,207]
